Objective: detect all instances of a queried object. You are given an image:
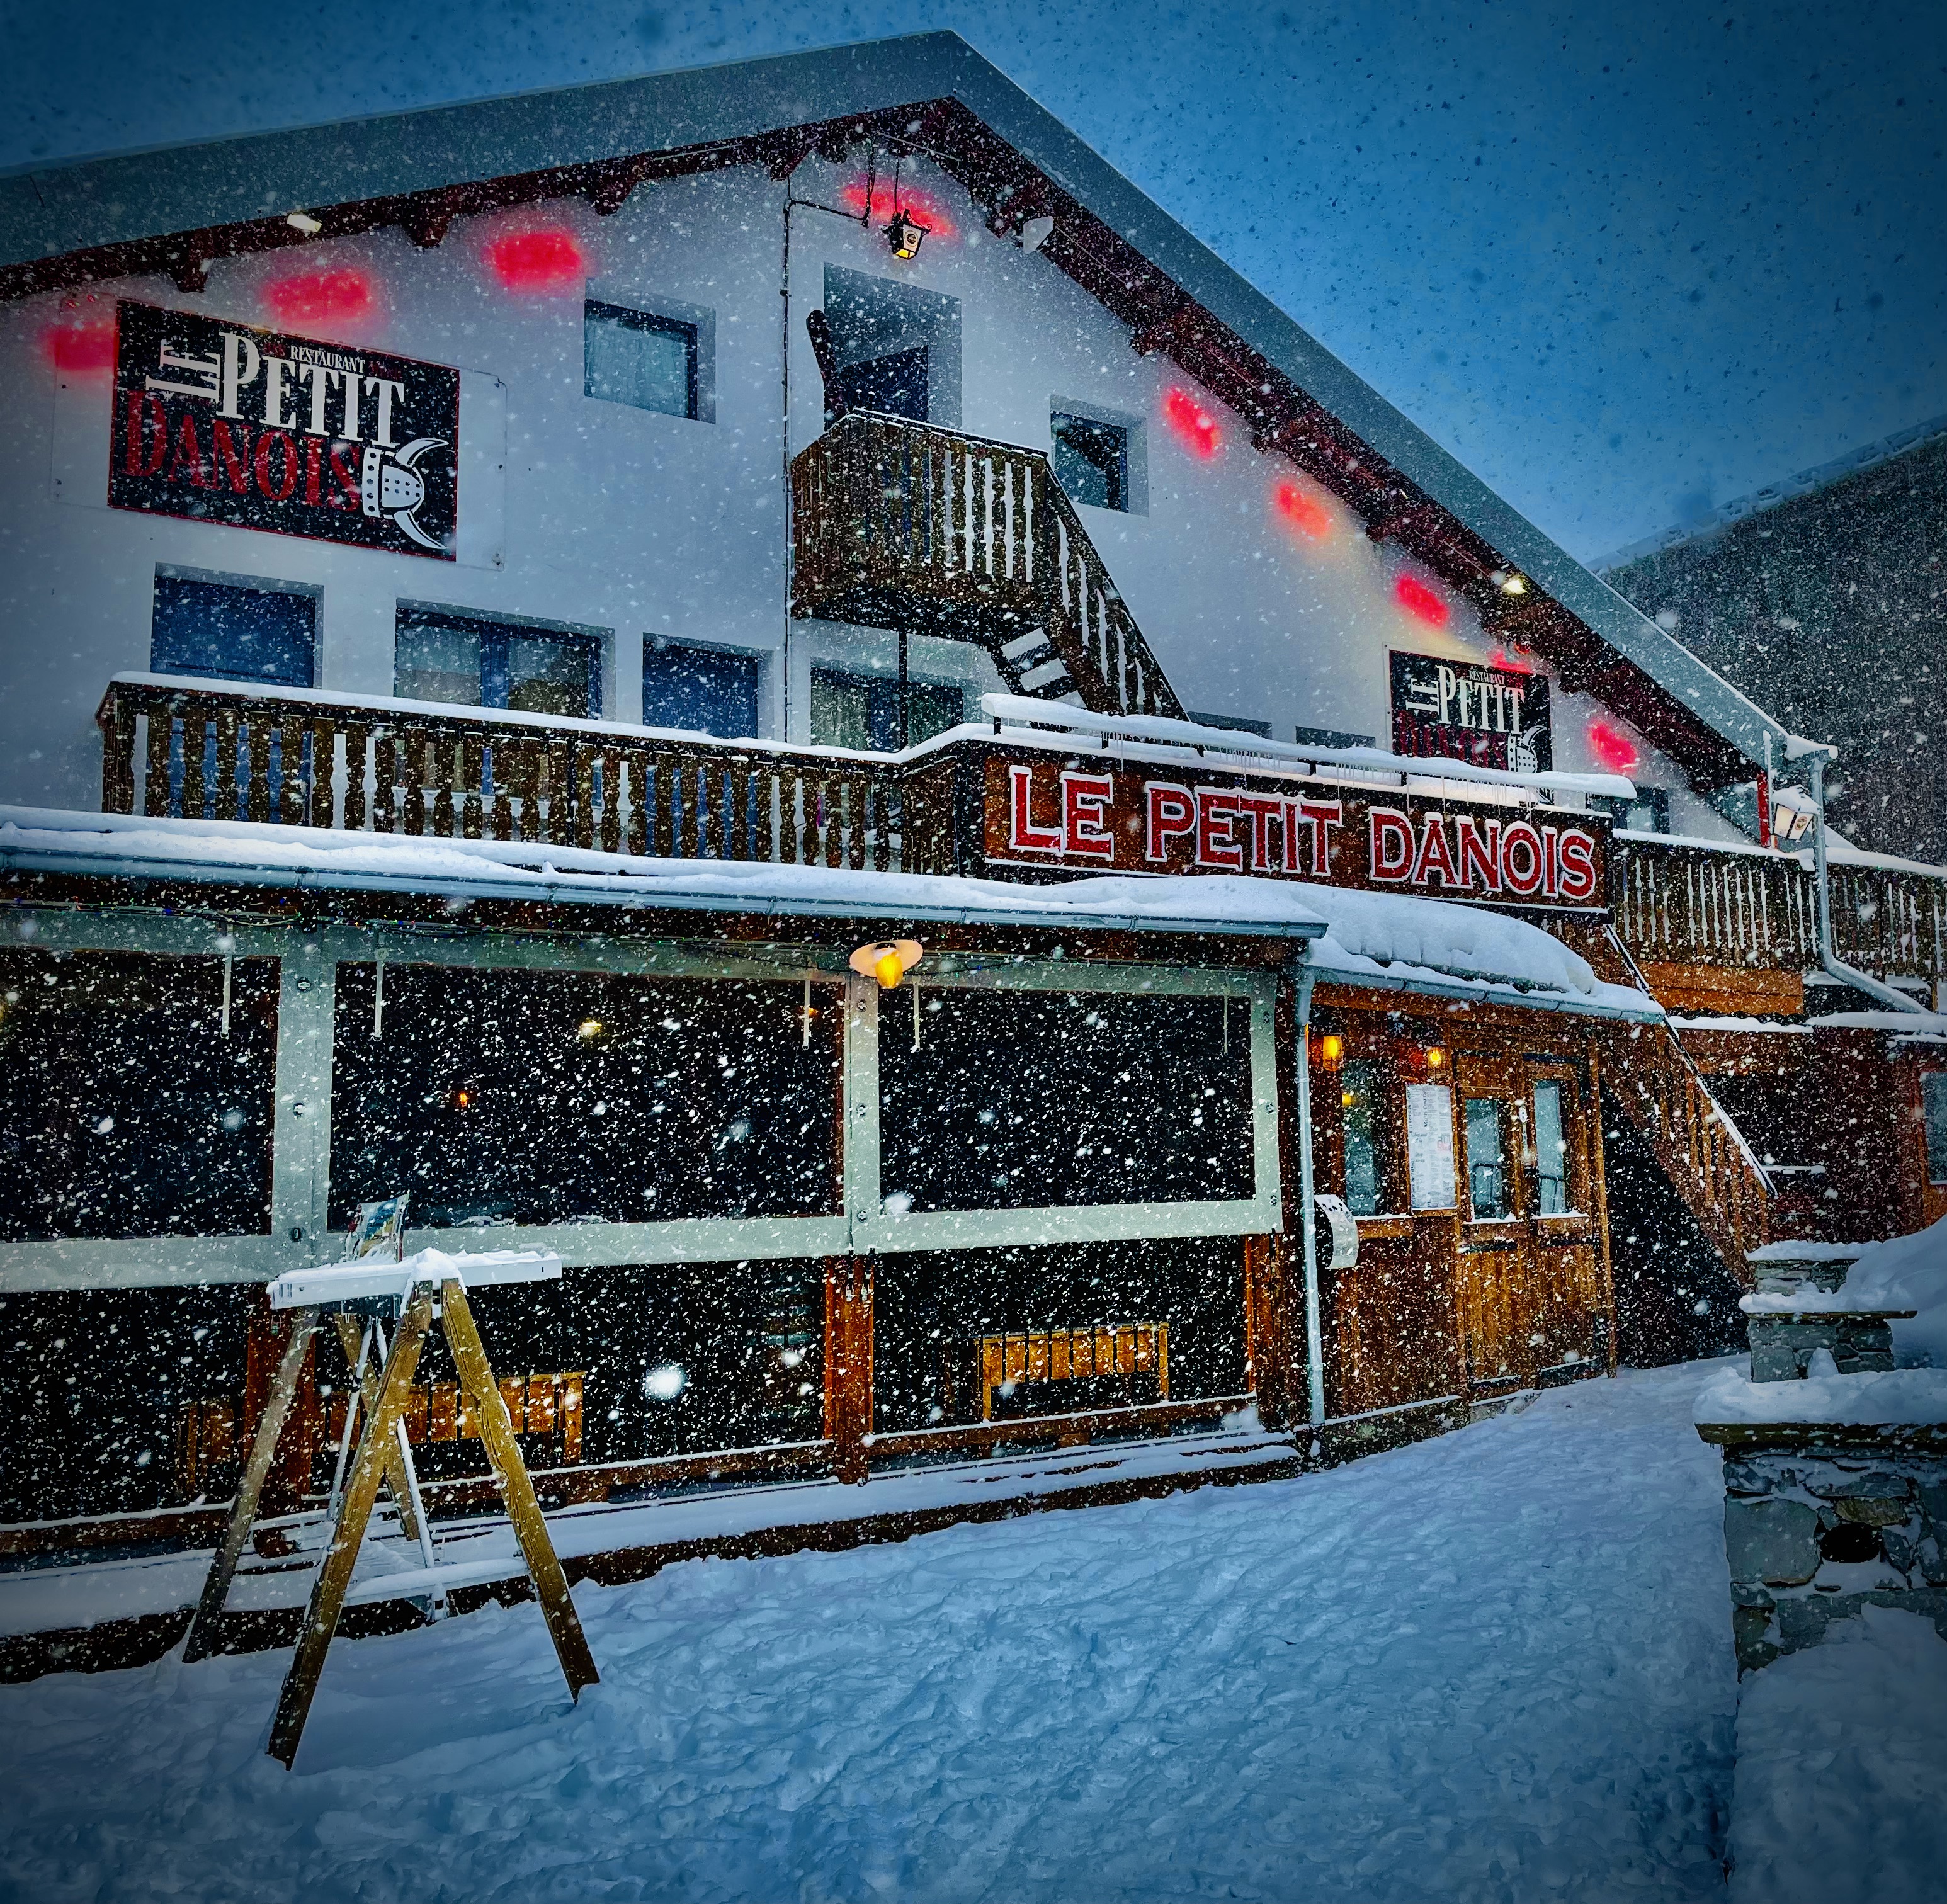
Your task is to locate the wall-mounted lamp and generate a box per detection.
[884,210,930,260]
[1317,1033,1346,1073]
[284,210,322,236]
[1773,798,1816,845]
[1493,571,1529,596]
[850,939,924,990]
[1424,1045,1447,1074]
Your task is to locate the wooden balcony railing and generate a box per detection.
[790,411,1185,722]
[1612,830,1944,989]
[97,676,958,876]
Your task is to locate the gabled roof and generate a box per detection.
[0,30,1785,788]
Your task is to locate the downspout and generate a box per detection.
[1805,747,1928,1016]
[1293,960,1326,1431]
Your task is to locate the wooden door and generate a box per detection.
[1453,1053,1603,1391]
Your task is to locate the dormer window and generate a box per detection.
[1051,411,1129,512]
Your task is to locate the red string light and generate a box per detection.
[38,316,116,375]
[484,227,586,294]
[1275,480,1334,539]
[1587,720,1640,773]
[1164,387,1221,458]
[838,182,956,240]
[264,268,375,331]
[1489,646,1538,675]
[1394,574,1449,627]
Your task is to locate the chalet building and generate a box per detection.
[0,33,1942,1663]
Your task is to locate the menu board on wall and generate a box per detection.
[1390,650,1551,775]
[109,301,459,560]
[1405,1084,1456,1211]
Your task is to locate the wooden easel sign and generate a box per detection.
[182,1244,599,1769]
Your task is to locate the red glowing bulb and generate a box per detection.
[1489,646,1538,675]
[1164,387,1221,458]
[484,227,586,294]
[1275,481,1334,539]
[1587,720,1640,773]
[1394,574,1450,628]
[39,315,116,375]
[264,268,375,331]
[837,181,956,240]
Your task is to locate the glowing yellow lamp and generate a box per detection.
[1424,1045,1446,1072]
[1317,1033,1345,1072]
[849,939,924,990]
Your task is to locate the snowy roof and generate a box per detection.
[0,805,1662,1019]
[0,33,1790,783]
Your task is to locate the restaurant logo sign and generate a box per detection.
[109,301,458,560]
[984,754,1606,909]
[1390,650,1551,775]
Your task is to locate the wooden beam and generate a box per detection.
[399,195,456,247]
[822,1254,873,1483]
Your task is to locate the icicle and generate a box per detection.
[802,975,812,1046]
[1222,988,1230,1055]
[912,982,921,1052]
[373,950,385,1038]
[220,951,232,1036]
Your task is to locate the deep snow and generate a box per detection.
[0,1363,1739,1903]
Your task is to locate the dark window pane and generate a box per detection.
[1465,1097,1509,1219]
[1924,1074,1947,1185]
[837,346,928,421]
[878,988,1254,1213]
[1340,1057,1383,1216]
[1533,1080,1569,1214]
[872,1239,1246,1432]
[329,965,842,1229]
[584,301,698,419]
[809,668,962,751]
[1051,412,1127,511]
[0,951,276,1240]
[152,576,315,688]
[644,643,759,738]
[395,614,599,718]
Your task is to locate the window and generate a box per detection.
[1465,1097,1511,1220]
[152,575,315,688]
[810,668,963,751]
[1052,411,1129,511]
[1924,1074,1947,1185]
[837,346,929,421]
[1532,1080,1570,1215]
[584,300,699,419]
[1295,724,1377,751]
[1594,787,1671,834]
[822,267,962,428]
[395,611,603,718]
[1340,1058,1385,1216]
[643,642,759,739]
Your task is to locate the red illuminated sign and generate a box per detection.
[987,754,1604,907]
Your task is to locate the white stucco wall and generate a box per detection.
[0,149,1743,841]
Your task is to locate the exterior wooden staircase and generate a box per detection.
[1596,926,1780,1281]
[790,411,1185,722]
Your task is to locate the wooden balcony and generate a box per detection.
[96,674,958,876]
[790,411,1184,722]
[1610,830,1944,997]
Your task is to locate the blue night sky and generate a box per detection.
[9,1,1941,563]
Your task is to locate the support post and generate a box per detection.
[1587,1041,1620,1377]
[440,1280,599,1699]
[268,1290,435,1767]
[1294,965,1326,1429]
[824,1254,874,1482]
[183,1306,319,1665]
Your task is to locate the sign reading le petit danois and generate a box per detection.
[109,302,459,560]
[1390,650,1552,775]
[984,754,1606,909]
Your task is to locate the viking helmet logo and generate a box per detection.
[360,438,450,550]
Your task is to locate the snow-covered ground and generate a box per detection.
[0,1363,1739,1903]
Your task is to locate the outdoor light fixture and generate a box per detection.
[850,939,924,990]
[1774,796,1816,845]
[577,1019,604,1040]
[284,211,322,236]
[1318,1033,1346,1072]
[884,209,929,259]
[1499,572,1529,596]
[1424,1045,1446,1072]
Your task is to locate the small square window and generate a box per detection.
[395,611,602,718]
[1593,787,1671,834]
[1051,411,1128,512]
[644,641,759,739]
[585,300,699,419]
[152,575,315,688]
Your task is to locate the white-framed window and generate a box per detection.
[584,292,715,421]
